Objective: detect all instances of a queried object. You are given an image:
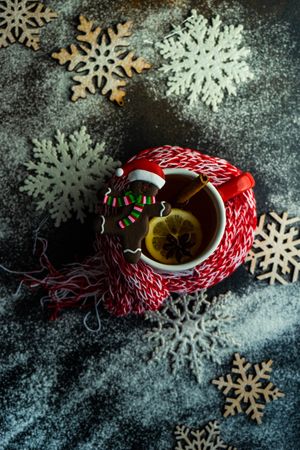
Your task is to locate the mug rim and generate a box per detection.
[140,168,226,272]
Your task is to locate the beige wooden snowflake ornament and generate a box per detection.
[174,421,237,450]
[0,0,57,50]
[245,211,300,285]
[212,353,284,424]
[52,15,151,106]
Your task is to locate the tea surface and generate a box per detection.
[142,174,217,263]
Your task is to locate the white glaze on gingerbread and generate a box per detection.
[160,201,166,217]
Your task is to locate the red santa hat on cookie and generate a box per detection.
[115,159,165,189]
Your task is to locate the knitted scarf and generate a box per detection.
[103,190,156,228]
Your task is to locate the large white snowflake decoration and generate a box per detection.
[144,290,237,383]
[212,353,285,424]
[52,15,151,106]
[20,126,120,227]
[245,212,300,284]
[157,10,253,112]
[0,0,57,50]
[174,421,237,450]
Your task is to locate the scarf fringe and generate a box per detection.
[22,236,169,320]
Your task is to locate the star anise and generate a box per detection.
[163,233,195,263]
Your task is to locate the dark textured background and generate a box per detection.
[0,1,299,449]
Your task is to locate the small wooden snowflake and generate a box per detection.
[0,0,57,50]
[245,211,300,285]
[52,15,151,106]
[174,420,237,450]
[212,353,284,424]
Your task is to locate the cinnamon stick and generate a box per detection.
[175,174,209,204]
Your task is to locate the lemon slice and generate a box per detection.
[145,208,202,265]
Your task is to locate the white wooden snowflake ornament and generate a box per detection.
[20,127,120,227]
[174,421,237,450]
[212,353,284,424]
[0,0,57,50]
[245,212,300,284]
[158,10,253,111]
[145,290,237,384]
[52,15,151,106]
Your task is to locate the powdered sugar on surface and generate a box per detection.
[0,0,299,449]
[0,282,299,449]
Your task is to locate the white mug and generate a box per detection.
[140,168,226,273]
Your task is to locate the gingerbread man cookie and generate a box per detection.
[95,159,171,264]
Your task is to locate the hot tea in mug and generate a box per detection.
[141,168,227,272]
